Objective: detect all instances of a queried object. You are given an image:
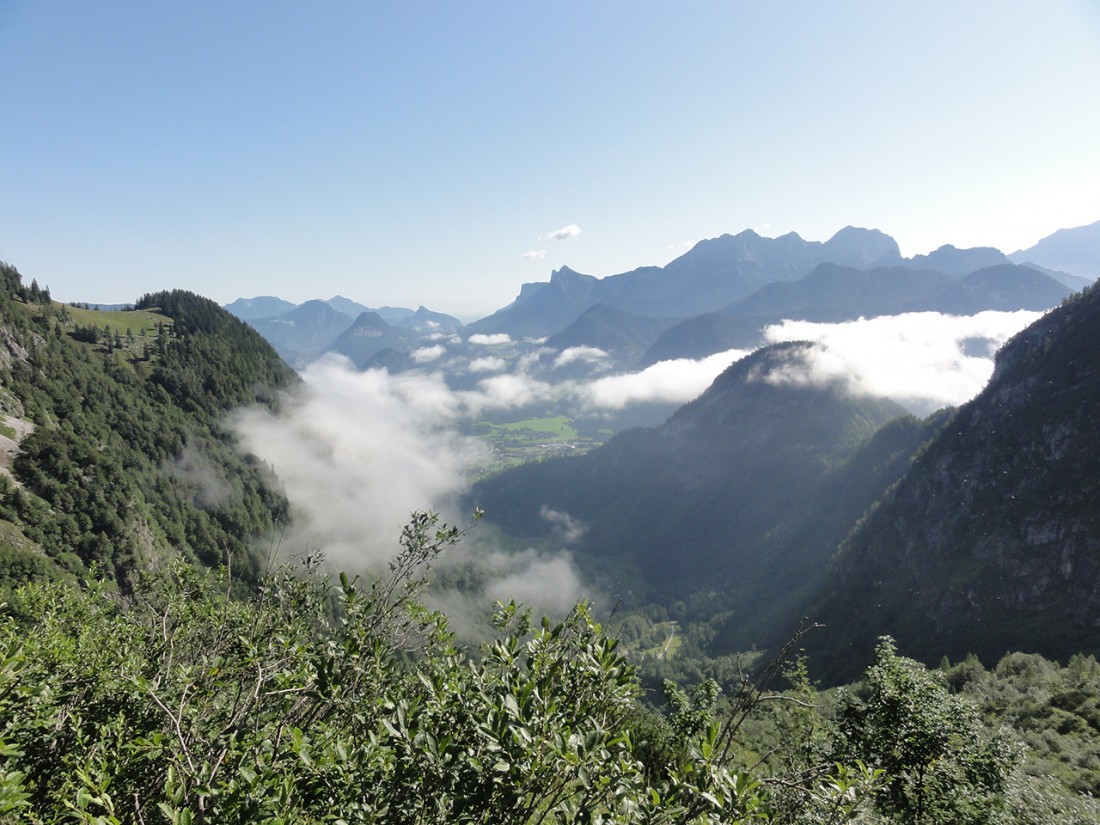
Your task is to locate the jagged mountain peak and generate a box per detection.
[349,310,392,329]
[549,265,596,281]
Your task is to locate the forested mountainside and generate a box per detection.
[807,280,1100,680]
[0,265,296,590]
[474,283,1100,690]
[470,342,910,601]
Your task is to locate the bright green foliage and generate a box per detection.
[835,637,1018,824]
[0,513,885,824]
[939,651,1100,822]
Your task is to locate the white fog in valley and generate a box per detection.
[231,308,1045,629]
[761,310,1044,414]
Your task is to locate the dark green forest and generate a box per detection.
[2,262,1100,822]
[0,265,296,591]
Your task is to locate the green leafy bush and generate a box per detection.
[0,513,884,824]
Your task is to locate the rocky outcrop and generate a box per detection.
[810,285,1100,679]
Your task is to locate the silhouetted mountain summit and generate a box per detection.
[224,295,297,321]
[901,263,1071,314]
[248,300,353,366]
[726,263,951,321]
[326,311,413,368]
[1010,219,1100,280]
[397,306,463,333]
[469,227,906,338]
[904,244,1008,277]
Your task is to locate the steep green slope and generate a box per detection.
[706,411,946,656]
[0,266,297,590]
[809,284,1100,680]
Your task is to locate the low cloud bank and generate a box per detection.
[230,308,1045,627]
[580,349,748,410]
[230,355,596,635]
[761,310,1043,413]
[232,357,481,570]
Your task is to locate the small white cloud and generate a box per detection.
[554,346,610,369]
[460,373,554,414]
[666,240,697,252]
[483,550,584,618]
[541,224,582,241]
[579,349,749,410]
[516,348,553,372]
[523,250,547,261]
[540,506,587,544]
[468,356,507,373]
[411,345,446,364]
[468,333,512,346]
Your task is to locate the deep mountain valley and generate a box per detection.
[2,218,1100,821]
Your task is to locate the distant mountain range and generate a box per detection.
[226,221,1098,374]
[465,227,904,340]
[464,225,1091,344]
[1010,219,1100,281]
[224,296,462,367]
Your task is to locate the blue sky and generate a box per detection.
[1,1,1098,318]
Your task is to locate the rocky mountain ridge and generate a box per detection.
[227,221,1096,375]
[805,280,1100,679]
